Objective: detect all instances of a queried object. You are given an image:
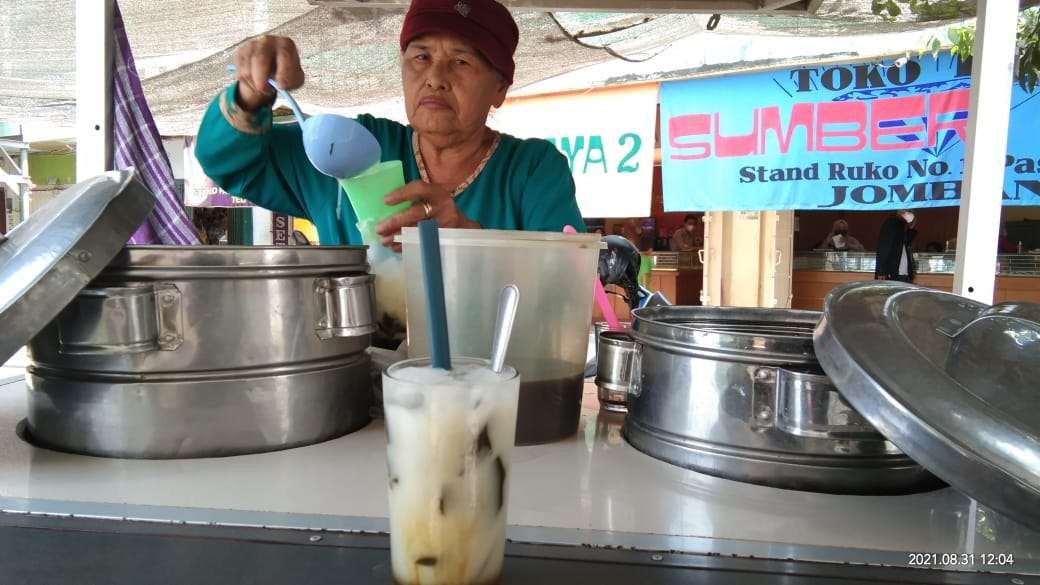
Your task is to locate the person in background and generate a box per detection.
[620,219,641,247]
[816,218,865,251]
[998,225,1018,253]
[617,219,654,288]
[670,214,702,252]
[638,224,656,252]
[875,209,918,282]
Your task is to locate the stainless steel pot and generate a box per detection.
[26,246,376,459]
[624,305,941,495]
[595,331,635,412]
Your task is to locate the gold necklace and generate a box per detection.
[413,130,501,198]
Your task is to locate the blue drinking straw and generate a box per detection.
[418,219,451,370]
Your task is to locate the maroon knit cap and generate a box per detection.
[399,0,520,84]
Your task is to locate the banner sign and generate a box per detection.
[272,213,291,246]
[490,84,658,218]
[183,136,253,208]
[661,53,1040,211]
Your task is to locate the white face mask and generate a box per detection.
[903,212,915,224]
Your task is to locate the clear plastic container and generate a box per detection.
[397,228,603,445]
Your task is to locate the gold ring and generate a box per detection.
[422,200,433,218]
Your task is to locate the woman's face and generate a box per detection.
[401,34,509,138]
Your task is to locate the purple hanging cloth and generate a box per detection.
[112,1,199,245]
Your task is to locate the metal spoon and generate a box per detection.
[490,284,520,373]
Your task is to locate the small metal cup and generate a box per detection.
[595,331,637,412]
[586,321,630,376]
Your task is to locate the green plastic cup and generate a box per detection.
[339,160,410,225]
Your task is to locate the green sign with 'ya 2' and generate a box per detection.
[546,134,644,175]
[491,85,658,217]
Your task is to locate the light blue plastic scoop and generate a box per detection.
[263,78,381,179]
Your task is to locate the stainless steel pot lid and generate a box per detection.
[814,281,1040,529]
[0,170,155,364]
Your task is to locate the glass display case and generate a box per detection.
[794,251,1040,276]
[646,250,702,271]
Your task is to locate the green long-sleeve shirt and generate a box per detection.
[195,84,586,245]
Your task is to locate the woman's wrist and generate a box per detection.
[234,81,276,113]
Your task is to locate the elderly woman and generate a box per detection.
[195,0,584,247]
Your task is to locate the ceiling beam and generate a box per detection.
[0,140,30,151]
[758,0,806,10]
[308,0,818,14]
[0,173,30,185]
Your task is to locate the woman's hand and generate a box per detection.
[232,35,305,112]
[375,181,480,251]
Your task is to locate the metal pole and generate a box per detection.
[76,0,115,181]
[18,146,29,220]
[952,0,1019,304]
[250,0,271,247]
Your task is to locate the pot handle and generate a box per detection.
[153,283,184,350]
[57,283,183,355]
[751,367,882,440]
[772,367,882,440]
[314,275,377,340]
[936,302,1040,339]
[628,341,644,398]
[750,367,778,431]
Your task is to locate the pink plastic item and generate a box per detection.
[564,225,622,331]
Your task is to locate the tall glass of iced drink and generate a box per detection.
[382,357,520,585]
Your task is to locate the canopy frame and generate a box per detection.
[952,0,1019,304]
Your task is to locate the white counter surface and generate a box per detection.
[0,366,1037,574]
